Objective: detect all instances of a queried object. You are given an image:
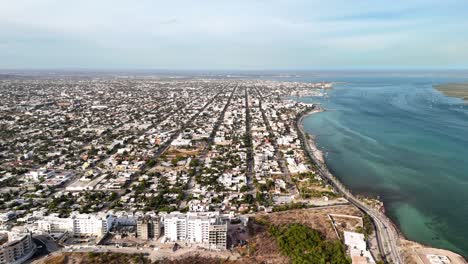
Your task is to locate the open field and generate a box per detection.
[435,83,468,101]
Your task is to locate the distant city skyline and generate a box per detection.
[1,0,468,70]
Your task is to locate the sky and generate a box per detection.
[1,0,468,70]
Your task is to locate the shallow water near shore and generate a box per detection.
[278,72,468,256]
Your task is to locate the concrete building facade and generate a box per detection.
[164,213,187,242]
[208,219,228,250]
[163,212,228,250]
[0,231,36,264]
[136,215,161,240]
[35,212,114,237]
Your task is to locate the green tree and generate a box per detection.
[270,223,351,264]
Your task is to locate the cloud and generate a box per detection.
[0,0,467,69]
[159,18,179,25]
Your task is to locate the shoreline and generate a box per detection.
[298,106,403,231]
[297,105,468,262]
[434,83,468,103]
[296,105,404,263]
[298,108,326,163]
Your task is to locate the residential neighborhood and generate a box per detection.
[2,76,457,264]
[0,77,357,263]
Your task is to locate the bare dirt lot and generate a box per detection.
[401,239,467,264]
[254,205,363,240]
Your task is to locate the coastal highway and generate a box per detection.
[297,105,403,264]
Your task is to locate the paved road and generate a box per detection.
[254,86,298,196]
[296,105,403,264]
[244,87,254,188]
[150,87,227,162]
[183,84,236,199]
[207,83,237,146]
[63,97,185,193]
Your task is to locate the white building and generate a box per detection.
[0,229,36,264]
[37,215,73,234]
[187,215,210,243]
[35,212,114,237]
[163,212,227,250]
[343,231,375,264]
[218,173,246,190]
[163,212,187,242]
[72,213,114,237]
[171,138,191,147]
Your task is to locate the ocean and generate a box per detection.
[282,71,468,256]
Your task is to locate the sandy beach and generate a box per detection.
[434,83,468,102]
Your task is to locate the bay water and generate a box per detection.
[287,71,468,256]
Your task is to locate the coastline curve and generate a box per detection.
[296,104,404,264]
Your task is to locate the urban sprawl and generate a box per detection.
[1,77,386,264]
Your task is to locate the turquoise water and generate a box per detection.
[290,72,468,256]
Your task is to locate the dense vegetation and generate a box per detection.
[359,214,374,238]
[272,202,309,212]
[86,252,151,264]
[156,255,236,264]
[269,223,351,264]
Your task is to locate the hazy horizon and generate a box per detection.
[2,68,468,73]
[2,0,468,70]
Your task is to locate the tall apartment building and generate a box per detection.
[164,213,187,242]
[136,215,161,240]
[72,213,114,237]
[186,215,210,243]
[0,230,36,264]
[37,215,72,233]
[163,212,228,250]
[208,218,228,250]
[35,212,114,237]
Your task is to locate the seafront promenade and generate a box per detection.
[296,105,404,264]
